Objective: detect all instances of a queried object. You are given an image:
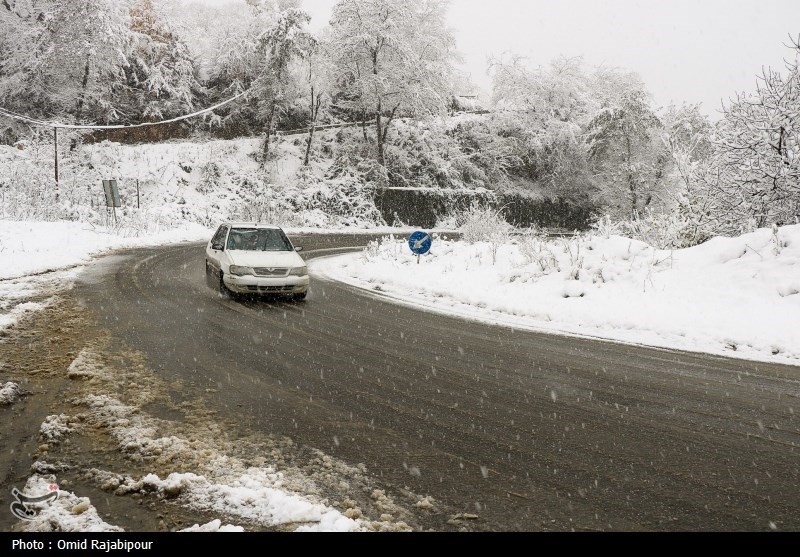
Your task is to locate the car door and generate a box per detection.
[206,225,229,282]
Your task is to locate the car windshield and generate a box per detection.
[226,228,294,252]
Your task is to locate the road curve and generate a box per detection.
[74,233,800,531]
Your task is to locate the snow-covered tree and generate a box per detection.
[586,85,670,218]
[661,102,713,163]
[329,0,458,168]
[491,54,593,124]
[35,0,132,123]
[708,47,800,229]
[253,6,314,161]
[657,103,717,244]
[0,1,56,115]
[489,55,596,200]
[201,5,261,131]
[119,0,202,122]
[196,0,307,139]
[298,34,332,166]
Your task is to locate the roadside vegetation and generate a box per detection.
[0,0,797,248]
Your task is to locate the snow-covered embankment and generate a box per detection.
[312,225,800,365]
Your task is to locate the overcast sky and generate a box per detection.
[197,0,800,117]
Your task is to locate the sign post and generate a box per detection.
[53,127,59,201]
[102,179,121,225]
[408,230,433,263]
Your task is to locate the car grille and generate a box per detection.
[253,267,289,277]
[246,285,295,293]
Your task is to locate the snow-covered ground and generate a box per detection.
[312,225,800,366]
[1,132,385,230]
[0,219,212,332]
[1,220,212,281]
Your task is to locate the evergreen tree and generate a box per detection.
[120,0,202,122]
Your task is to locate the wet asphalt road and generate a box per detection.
[74,233,800,531]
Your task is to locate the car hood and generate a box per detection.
[227,250,305,268]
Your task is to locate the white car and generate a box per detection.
[205,223,309,300]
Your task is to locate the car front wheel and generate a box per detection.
[205,260,214,288]
[218,272,232,297]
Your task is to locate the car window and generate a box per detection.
[226,228,294,252]
[211,225,228,247]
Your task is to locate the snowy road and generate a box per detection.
[73,234,800,531]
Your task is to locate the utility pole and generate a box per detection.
[54,127,60,201]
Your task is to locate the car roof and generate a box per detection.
[222,222,283,230]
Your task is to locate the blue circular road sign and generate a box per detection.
[408,230,433,255]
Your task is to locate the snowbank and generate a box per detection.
[140,471,362,532]
[0,219,210,332]
[77,349,369,533]
[16,474,123,532]
[312,225,800,366]
[179,519,244,532]
[1,220,211,281]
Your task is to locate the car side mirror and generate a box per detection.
[212,242,224,251]
[294,246,303,252]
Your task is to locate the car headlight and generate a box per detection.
[288,266,308,277]
[228,265,254,277]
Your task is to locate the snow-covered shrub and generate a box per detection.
[364,239,381,259]
[231,195,308,227]
[308,179,383,226]
[623,211,699,249]
[457,203,508,243]
[0,134,67,221]
[455,202,513,264]
[560,236,586,280]
[458,205,486,239]
[383,118,517,190]
[772,223,788,256]
[517,227,560,273]
[197,161,223,194]
[435,211,460,230]
[362,235,402,262]
[327,128,388,185]
[590,214,623,239]
[487,223,512,265]
[592,210,708,249]
[326,118,517,190]
[231,176,383,228]
[108,210,181,238]
[294,165,318,186]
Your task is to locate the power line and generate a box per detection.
[0,88,252,130]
